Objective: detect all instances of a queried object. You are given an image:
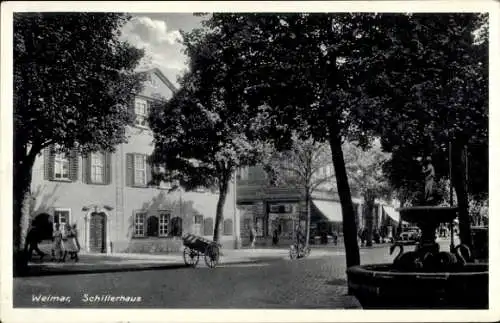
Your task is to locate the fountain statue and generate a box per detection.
[346,155,488,309]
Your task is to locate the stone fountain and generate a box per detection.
[346,158,488,309]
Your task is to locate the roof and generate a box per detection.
[136,67,178,93]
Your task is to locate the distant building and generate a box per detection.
[30,68,240,253]
[236,164,399,246]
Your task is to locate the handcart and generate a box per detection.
[182,233,221,268]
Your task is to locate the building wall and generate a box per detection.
[236,165,393,245]
[29,69,240,254]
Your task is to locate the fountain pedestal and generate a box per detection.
[399,206,458,254]
[346,206,489,309]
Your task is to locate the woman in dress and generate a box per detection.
[62,223,80,262]
[51,223,64,262]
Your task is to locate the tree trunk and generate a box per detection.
[451,141,472,247]
[13,141,38,276]
[13,143,37,252]
[363,193,375,247]
[213,175,229,243]
[305,189,311,248]
[328,124,360,268]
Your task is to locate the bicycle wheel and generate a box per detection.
[289,244,298,260]
[204,244,220,268]
[183,247,199,267]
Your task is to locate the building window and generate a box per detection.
[134,98,149,127]
[53,208,70,235]
[170,217,182,237]
[90,152,105,183]
[223,219,233,236]
[147,215,159,237]
[134,212,145,236]
[159,213,170,237]
[153,164,172,189]
[134,154,147,186]
[54,152,70,180]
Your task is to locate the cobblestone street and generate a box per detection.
[13,239,455,309]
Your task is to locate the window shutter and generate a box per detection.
[126,153,134,186]
[69,149,79,182]
[146,155,152,186]
[128,98,136,125]
[43,147,53,180]
[105,152,112,185]
[83,154,90,184]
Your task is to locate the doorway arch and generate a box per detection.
[89,212,107,253]
[82,204,113,254]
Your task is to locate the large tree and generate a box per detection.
[262,133,335,247]
[13,13,144,257]
[148,28,264,243]
[199,13,394,268]
[352,13,488,246]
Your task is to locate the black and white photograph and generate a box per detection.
[1,1,498,322]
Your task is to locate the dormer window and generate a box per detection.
[134,98,149,127]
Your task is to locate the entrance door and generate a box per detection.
[89,212,106,253]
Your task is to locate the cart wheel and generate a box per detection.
[289,244,298,260]
[204,244,220,268]
[183,247,199,267]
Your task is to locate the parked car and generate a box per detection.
[398,227,421,243]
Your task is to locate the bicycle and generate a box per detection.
[289,230,311,259]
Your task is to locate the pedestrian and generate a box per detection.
[332,230,338,245]
[51,223,64,262]
[62,223,80,262]
[25,222,46,262]
[249,225,256,248]
[272,228,279,246]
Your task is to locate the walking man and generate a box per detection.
[25,222,45,262]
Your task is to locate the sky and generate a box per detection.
[120,13,206,86]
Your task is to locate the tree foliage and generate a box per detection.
[262,133,334,246]
[149,27,265,242]
[13,13,145,253]
[350,13,488,245]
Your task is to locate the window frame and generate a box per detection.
[54,152,70,181]
[134,212,146,237]
[53,208,71,236]
[90,152,105,184]
[134,97,149,128]
[153,164,172,189]
[159,212,170,237]
[134,154,147,186]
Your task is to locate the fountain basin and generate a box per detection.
[398,206,458,226]
[346,263,488,309]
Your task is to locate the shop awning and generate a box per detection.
[382,205,400,223]
[313,200,343,222]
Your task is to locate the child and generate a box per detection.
[51,223,64,262]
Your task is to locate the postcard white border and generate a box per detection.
[1,1,499,322]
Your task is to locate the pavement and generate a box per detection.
[22,239,402,277]
[15,247,364,309]
[22,236,453,277]
[21,247,310,276]
[14,239,459,309]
